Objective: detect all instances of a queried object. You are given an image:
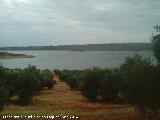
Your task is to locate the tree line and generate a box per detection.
[0,65,56,111]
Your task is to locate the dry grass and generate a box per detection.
[0,73,142,120]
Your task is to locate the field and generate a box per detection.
[0,73,146,120]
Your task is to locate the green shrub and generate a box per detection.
[54,69,61,75]
[66,70,83,90]
[0,87,9,111]
[0,65,10,111]
[16,66,41,105]
[42,69,56,89]
[151,31,160,64]
[0,65,56,108]
[5,69,21,98]
[80,68,105,100]
[99,68,122,102]
[119,55,159,112]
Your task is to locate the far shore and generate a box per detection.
[0,52,34,59]
[0,55,34,59]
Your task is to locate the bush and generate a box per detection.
[0,65,10,111]
[0,87,9,111]
[66,70,83,90]
[142,66,160,114]
[5,69,21,98]
[54,69,61,75]
[17,89,34,105]
[80,68,105,100]
[99,68,122,102]
[42,69,56,89]
[151,27,160,64]
[55,70,80,89]
[0,65,56,106]
[152,34,160,63]
[16,65,41,105]
[119,55,160,113]
[56,68,122,102]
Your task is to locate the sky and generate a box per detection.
[0,0,160,47]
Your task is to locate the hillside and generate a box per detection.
[0,43,152,51]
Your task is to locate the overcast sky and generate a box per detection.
[0,0,160,47]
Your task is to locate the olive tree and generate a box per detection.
[151,25,160,64]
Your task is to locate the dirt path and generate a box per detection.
[1,72,137,120]
[29,73,134,120]
[1,73,135,120]
[52,73,128,110]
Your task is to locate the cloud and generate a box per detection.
[0,0,160,46]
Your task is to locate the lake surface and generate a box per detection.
[0,50,154,70]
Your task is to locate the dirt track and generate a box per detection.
[1,73,138,120]
[30,73,136,120]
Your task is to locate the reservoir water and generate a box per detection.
[0,50,154,70]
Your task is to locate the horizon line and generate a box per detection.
[0,42,152,48]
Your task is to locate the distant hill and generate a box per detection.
[0,43,152,51]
